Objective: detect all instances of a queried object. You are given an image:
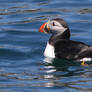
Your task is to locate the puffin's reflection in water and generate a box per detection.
[44,57,81,72]
[41,57,92,88]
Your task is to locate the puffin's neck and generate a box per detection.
[49,29,70,45]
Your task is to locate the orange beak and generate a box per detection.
[39,22,50,33]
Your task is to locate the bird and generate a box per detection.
[39,18,92,66]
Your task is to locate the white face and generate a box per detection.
[48,20,67,34]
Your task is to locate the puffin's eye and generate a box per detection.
[52,22,55,26]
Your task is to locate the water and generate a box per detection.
[0,0,92,92]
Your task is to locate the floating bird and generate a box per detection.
[39,18,92,66]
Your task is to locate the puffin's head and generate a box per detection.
[39,18,70,38]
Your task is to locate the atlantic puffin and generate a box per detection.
[39,18,92,65]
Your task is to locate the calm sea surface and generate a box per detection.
[0,0,92,92]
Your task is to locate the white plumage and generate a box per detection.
[44,42,55,58]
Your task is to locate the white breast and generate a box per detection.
[44,42,55,58]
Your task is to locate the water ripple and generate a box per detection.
[0,0,92,92]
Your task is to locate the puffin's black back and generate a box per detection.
[54,39,92,61]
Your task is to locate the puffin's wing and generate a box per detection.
[54,39,91,60]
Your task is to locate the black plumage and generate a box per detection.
[53,39,92,61]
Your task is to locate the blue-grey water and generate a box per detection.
[0,0,92,92]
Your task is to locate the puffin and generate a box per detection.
[39,18,92,65]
